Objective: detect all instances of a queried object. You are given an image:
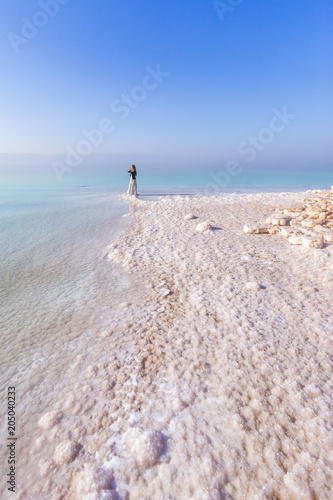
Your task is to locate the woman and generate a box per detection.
[127,164,137,196]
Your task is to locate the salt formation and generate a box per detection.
[301,236,324,249]
[196,221,213,232]
[70,466,114,499]
[245,281,262,291]
[244,186,333,249]
[125,428,164,468]
[184,213,197,220]
[38,410,63,429]
[104,191,333,500]
[270,215,292,226]
[244,224,269,234]
[323,232,333,243]
[8,191,333,499]
[288,234,303,246]
[54,440,80,465]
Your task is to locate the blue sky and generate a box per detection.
[1,0,332,175]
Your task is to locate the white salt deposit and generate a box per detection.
[254,187,333,254]
[38,410,63,429]
[280,226,295,237]
[244,223,269,234]
[70,466,114,499]
[271,215,292,225]
[245,281,262,291]
[125,428,164,468]
[324,233,333,243]
[184,213,197,220]
[54,440,80,465]
[2,190,333,499]
[104,191,333,499]
[196,221,213,232]
[302,236,324,249]
[302,218,318,228]
[289,234,303,245]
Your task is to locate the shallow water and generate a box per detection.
[0,188,148,498]
[2,166,332,195]
[1,188,127,381]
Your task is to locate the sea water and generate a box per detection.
[0,187,136,428]
[2,166,331,195]
[136,169,333,195]
[0,185,152,497]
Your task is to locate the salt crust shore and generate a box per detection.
[106,191,333,499]
[8,191,333,500]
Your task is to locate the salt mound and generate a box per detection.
[54,440,80,465]
[184,213,197,220]
[302,219,318,229]
[196,222,213,232]
[86,365,98,377]
[289,235,303,245]
[245,282,262,291]
[70,466,114,499]
[280,227,295,238]
[246,186,333,250]
[271,215,292,226]
[268,227,281,235]
[323,233,333,243]
[38,411,63,429]
[302,236,324,249]
[125,428,164,468]
[244,224,269,234]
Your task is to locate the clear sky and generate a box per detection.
[1,0,332,174]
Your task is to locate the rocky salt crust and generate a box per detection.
[104,191,333,499]
[244,187,333,251]
[6,191,333,499]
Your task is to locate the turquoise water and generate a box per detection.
[137,169,332,194]
[1,167,332,193]
[0,187,149,497]
[0,188,134,393]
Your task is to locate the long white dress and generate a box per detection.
[127,175,137,196]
